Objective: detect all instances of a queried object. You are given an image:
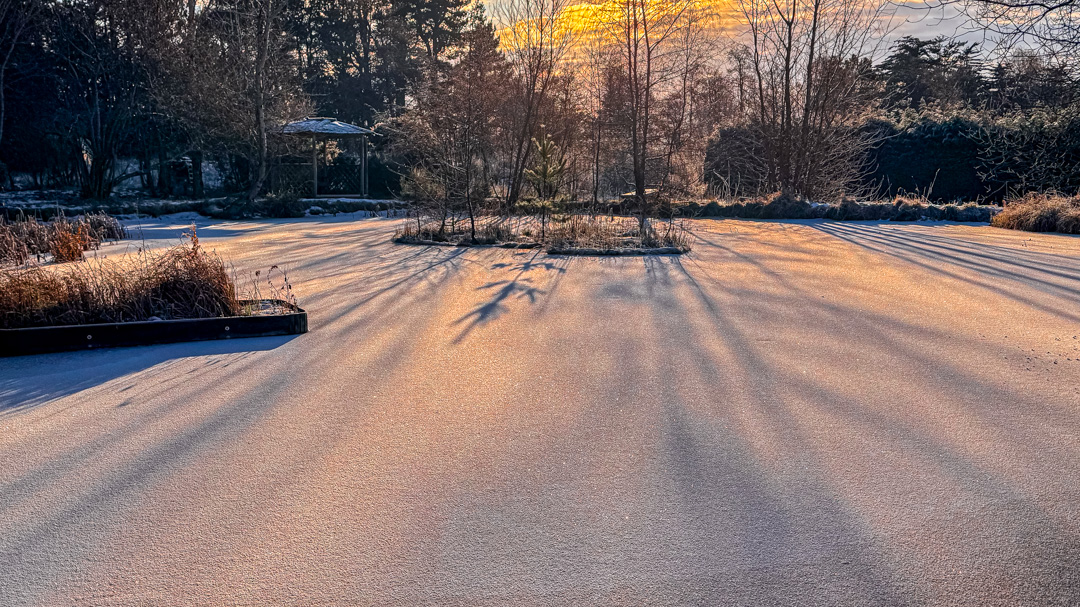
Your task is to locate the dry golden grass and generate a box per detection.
[0,224,29,266]
[547,215,693,250]
[991,194,1080,234]
[0,213,128,266]
[0,230,241,329]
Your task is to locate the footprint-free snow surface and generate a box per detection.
[2,216,1079,605]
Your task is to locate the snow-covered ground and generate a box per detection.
[3,218,1080,605]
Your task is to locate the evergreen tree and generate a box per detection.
[878,36,984,109]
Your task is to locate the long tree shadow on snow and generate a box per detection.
[0,335,298,415]
[809,221,1080,323]
[451,252,568,344]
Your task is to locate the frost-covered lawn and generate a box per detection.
[2,217,1080,606]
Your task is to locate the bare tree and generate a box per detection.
[50,1,150,199]
[579,13,618,207]
[492,0,573,210]
[733,0,893,198]
[394,8,506,240]
[161,0,308,202]
[0,0,39,150]
[603,0,694,224]
[655,2,719,197]
[932,0,1080,59]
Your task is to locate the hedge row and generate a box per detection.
[679,193,998,222]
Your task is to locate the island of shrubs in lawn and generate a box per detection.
[395,212,693,255]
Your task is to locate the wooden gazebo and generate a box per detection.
[283,117,376,197]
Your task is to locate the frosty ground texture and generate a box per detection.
[1,216,1079,606]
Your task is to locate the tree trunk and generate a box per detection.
[247,0,272,203]
[0,61,6,151]
[157,141,171,197]
[506,87,537,212]
[190,150,204,198]
[360,8,373,124]
[592,114,601,207]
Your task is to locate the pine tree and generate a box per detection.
[525,133,566,201]
[524,133,565,239]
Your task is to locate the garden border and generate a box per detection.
[393,238,541,249]
[393,239,688,254]
[547,246,688,256]
[1,300,307,357]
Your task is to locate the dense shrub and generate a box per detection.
[863,115,985,202]
[977,109,1080,198]
[202,193,308,219]
[892,197,928,221]
[704,127,770,197]
[760,192,814,219]
[261,192,308,218]
[922,202,996,222]
[49,221,91,262]
[200,197,256,219]
[326,200,371,213]
[824,198,875,220]
[991,194,1080,234]
[705,109,1080,204]
[864,110,1080,202]
[687,193,997,222]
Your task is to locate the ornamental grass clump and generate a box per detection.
[0,229,241,329]
[0,213,128,265]
[992,193,1080,234]
[0,224,29,266]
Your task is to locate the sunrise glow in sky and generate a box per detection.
[492,0,979,57]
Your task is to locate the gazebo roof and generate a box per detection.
[283,117,374,137]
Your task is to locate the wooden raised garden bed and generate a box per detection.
[1,300,307,357]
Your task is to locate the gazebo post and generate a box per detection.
[311,134,318,197]
[361,134,368,198]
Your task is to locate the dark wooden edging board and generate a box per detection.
[1,300,307,357]
[394,239,686,255]
[394,238,541,249]
[547,247,688,256]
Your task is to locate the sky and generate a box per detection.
[490,0,997,61]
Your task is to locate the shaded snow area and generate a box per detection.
[2,218,1080,606]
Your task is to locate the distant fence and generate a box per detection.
[271,158,364,196]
